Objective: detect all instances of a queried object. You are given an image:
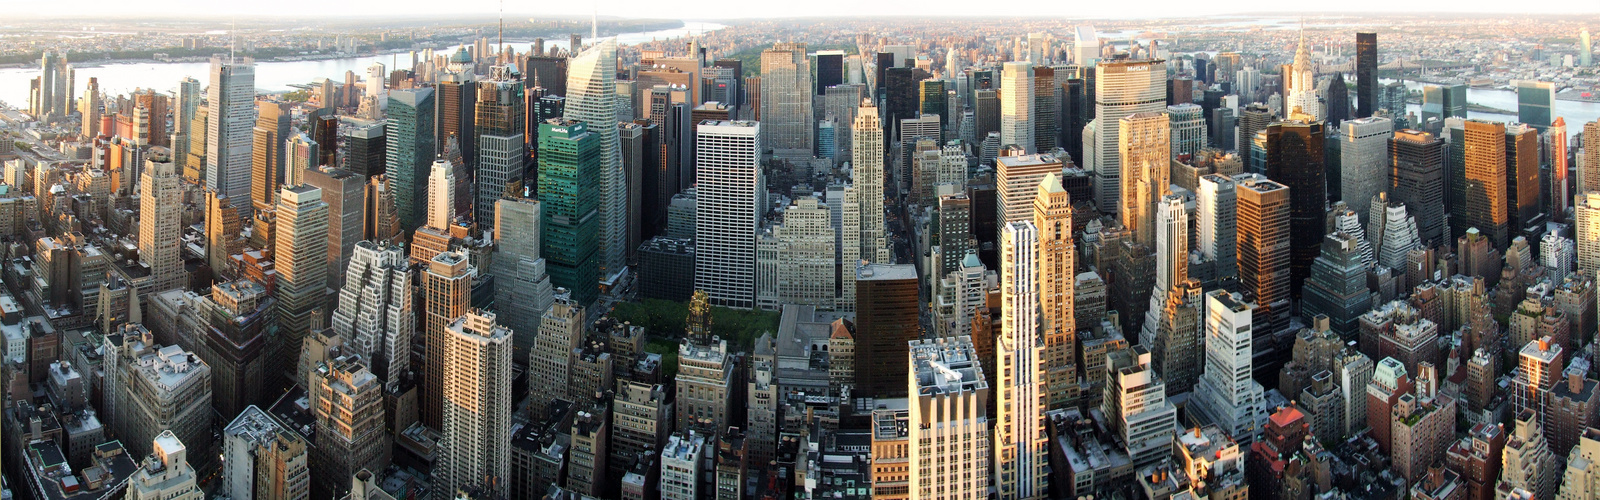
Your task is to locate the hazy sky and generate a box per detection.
[18,0,1600,19]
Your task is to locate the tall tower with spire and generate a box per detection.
[1287,31,1322,121]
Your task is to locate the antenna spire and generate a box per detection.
[591,8,597,42]
[498,0,504,57]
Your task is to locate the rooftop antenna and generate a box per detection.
[498,0,504,57]
[229,18,236,63]
[591,8,597,42]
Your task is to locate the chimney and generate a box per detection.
[1313,314,1329,332]
[1571,368,1586,394]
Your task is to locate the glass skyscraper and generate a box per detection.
[538,119,601,307]
[385,88,436,232]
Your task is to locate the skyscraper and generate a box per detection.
[854,263,921,398]
[1236,174,1293,349]
[1584,121,1600,195]
[538,119,600,307]
[422,251,475,429]
[438,309,514,500]
[1286,35,1320,121]
[1517,80,1556,130]
[251,101,289,211]
[140,149,184,292]
[1119,112,1171,247]
[1461,119,1511,247]
[1103,345,1179,470]
[566,38,626,286]
[907,336,991,500]
[853,101,891,264]
[309,357,390,498]
[1583,29,1593,68]
[1262,120,1326,301]
[760,42,814,154]
[694,121,763,309]
[1390,129,1447,247]
[996,221,1048,499]
[1168,103,1206,158]
[1033,66,1058,153]
[491,197,552,346]
[1356,33,1377,119]
[1422,85,1468,124]
[274,185,330,386]
[527,297,581,416]
[303,167,367,291]
[1035,174,1078,410]
[1300,232,1376,338]
[474,65,527,225]
[1507,123,1542,237]
[1577,192,1600,277]
[1000,61,1035,154]
[207,56,256,214]
[1191,290,1268,443]
[331,241,414,391]
[1091,58,1167,214]
[1196,173,1239,289]
[1340,116,1394,224]
[385,88,436,232]
[174,77,202,180]
[435,70,476,165]
[222,405,311,500]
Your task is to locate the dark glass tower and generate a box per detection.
[815,52,843,94]
[1032,66,1058,152]
[474,65,527,225]
[385,88,436,232]
[1264,120,1326,300]
[1356,33,1378,119]
[1324,73,1349,128]
[1300,232,1374,340]
[885,67,918,142]
[1062,78,1087,166]
[1390,129,1446,247]
[920,79,949,129]
[538,119,601,306]
[437,73,477,166]
[1506,124,1542,238]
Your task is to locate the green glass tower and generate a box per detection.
[919,79,948,129]
[538,119,601,306]
[386,88,436,232]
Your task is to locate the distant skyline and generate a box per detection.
[9,0,1600,21]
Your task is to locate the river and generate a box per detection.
[0,21,726,108]
[1381,78,1600,129]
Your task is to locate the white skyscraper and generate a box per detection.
[566,38,627,286]
[332,241,415,392]
[1073,26,1099,66]
[908,336,991,500]
[853,101,891,264]
[760,42,814,154]
[1092,59,1168,214]
[1190,290,1268,444]
[1141,195,1189,345]
[141,148,185,292]
[427,158,454,231]
[438,309,514,500]
[1167,103,1206,158]
[1340,116,1395,223]
[1000,61,1035,154]
[996,221,1048,499]
[1577,192,1600,277]
[206,56,256,216]
[1197,174,1238,277]
[1376,202,1421,270]
[1287,35,1321,121]
[1541,232,1575,280]
[694,121,764,309]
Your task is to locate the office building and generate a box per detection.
[332,241,414,390]
[274,185,329,386]
[1517,80,1556,130]
[139,150,184,292]
[222,405,311,500]
[1507,123,1542,237]
[661,432,707,500]
[1356,33,1377,118]
[1091,59,1167,214]
[996,153,1065,223]
[1236,175,1293,342]
[1286,36,1320,120]
[1263,120,1326,300]
[421,251,475,429]
[677,338,733,433]
[760,43,815,154]
[1300,232,1375,339]
[474,65,527,224]
[309,356,390,498]
[438,310,514,500]
[528,297,581,416]
[566,39,626,285]
[385,88,436,231]
[1502,409,1562,500]
[1196,174,1238,289]
[491,197,551,343]
[1118,112,1171,247]
[1340,117,1394,224]
[107,325,214,466]
[126,432,204,500]
[694,121,763,309]
[755,197,836,310]
[1422,84,1467,124]
[1390,129,1447,246]
[1000,61,1035,154]
[1034,174,1078,409]
[908,336,990,500]
[1103,345,1178,470]
[855,263,921,398]
[852,101,890,263]
[1460,120,1511,247]
[207,56,256,213]
[251,101,289,210]
[345,121,386,179]
[1191,290,1268,444]
[538,119,601,306]
[995,221,1048,498]
[1168,103,1206,158]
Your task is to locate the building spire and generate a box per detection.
[591,8,598,42]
